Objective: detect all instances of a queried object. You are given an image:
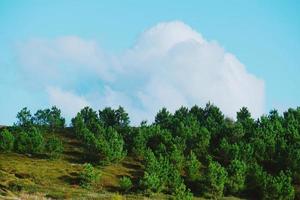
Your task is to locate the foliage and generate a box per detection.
[45,136,64,159]
[79,163,100,188]
[14,127,44,154]
[100,127,126,163]
[226,159,247,194]
[261,171,295,200]
[6,104,300,199]
[0,129,14,152]
[71,107,126,164]
[172,183,193,200]
[140,171,162,193]
[185,151,201,181]
[204,160,228,198]
[34,106,65,131]
[16,107,33,129]
[119,176,133,192]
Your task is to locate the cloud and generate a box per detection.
[17,21,265,124]
[47,86,90,118]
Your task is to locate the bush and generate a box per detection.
[79,163,100,188]
[0,129,14,152]
[45,136,64,159]
[119,176,133,192]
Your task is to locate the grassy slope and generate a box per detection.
[0,129,243,200]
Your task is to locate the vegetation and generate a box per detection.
[45,135,64,159]
[119,176,133,192]
[0,104,300,199]
[79,163,100,189]
[0,129,14,152]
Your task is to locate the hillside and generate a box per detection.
[0,128,241,200]
[1,105,300,199]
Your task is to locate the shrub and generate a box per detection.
[79,163,100,188]
[119,176,133,192]
[0,129,14,152]
[45,136,64,159]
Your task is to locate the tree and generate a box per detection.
[0,129,14,152]
[226,159,247,194]
[236,107,255,140]
[14,127,44,154]
[262,171,295,200]
[79,163,100,188]
[99,127,126,163]
[16,107,33,129]
[204,160,228,198]
[185,151,201,181]
[34,106,65,131]
[119,176,133,192]
[79,107,99,132]
[45,136,64,159]
[155,107,173,130]
[99,106,130,128]
[140,171,162,193]
[140,150,170,193]
[172,183,193,200]
[169,144,185,171]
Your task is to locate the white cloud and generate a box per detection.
[47,86,90,118]
[18,21,265,124]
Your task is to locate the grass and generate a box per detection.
[0,129,246,199]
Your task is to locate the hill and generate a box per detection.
[0,129,242,200]
[1,105,300,199]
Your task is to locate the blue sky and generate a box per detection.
[0,0,299,125]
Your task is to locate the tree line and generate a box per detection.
[1,103,300,199]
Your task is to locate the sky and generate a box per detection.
[0,0,299,125]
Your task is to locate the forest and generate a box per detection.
[0,104,300,199]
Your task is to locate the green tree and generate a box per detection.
[226,159,247,194]
[119,176,133,192]
[79,163,100,188]
[172,183,193,200]
[16,107,33,129]
[14,127,44,154]
[262,171,295,200]
[34,106,65,131]
[100,127,126,163]
[185,151,201,181]
[140,171,162,193]
[45,136,64,159]
[0,129,14,152]
[204,160,228,198]
[99,106,130,128]
[155,107,173,130]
